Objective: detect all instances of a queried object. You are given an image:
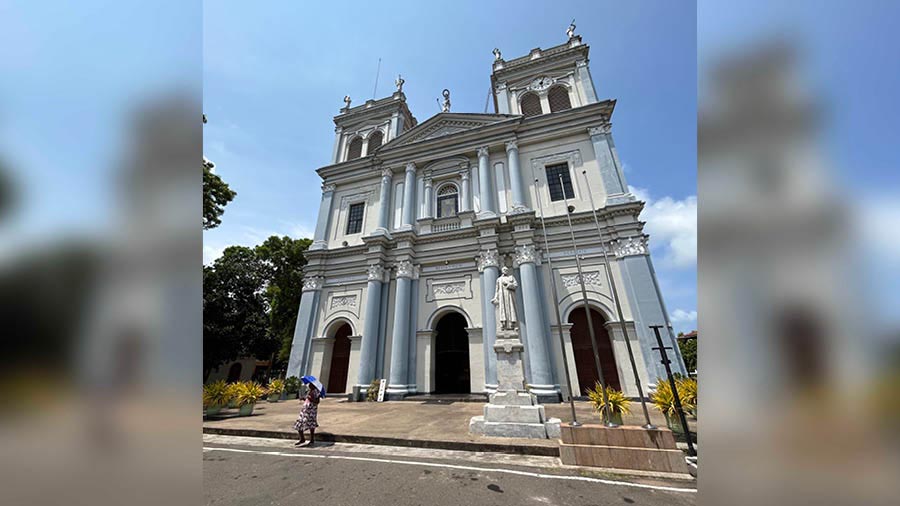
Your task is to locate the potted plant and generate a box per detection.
[235,381,266,416]
[677,376,697,419]
[366,378,381,402]
[587,383,631,425]
[203,380,230,415]
[226,382,241,408]
[284,376,301,399]
[266,379,285,402]
[651,381,685,434]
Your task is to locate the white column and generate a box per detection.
[423,175,434,218]
[460,168,471,212]
[476,146,496,216]
[401,162,417,228]
[506,140,528,212]
[375,168,392,233]
[310,184,336,250]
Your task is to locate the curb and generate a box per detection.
[202,426,561,457]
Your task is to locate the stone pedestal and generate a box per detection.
[469,330,560,439]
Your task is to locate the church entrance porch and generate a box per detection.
[569,307,621,396]
[327,323,352,394]
[433,312,470,394]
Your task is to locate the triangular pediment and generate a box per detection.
[386,112,518,148]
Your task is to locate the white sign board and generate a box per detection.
[376,379,387,402]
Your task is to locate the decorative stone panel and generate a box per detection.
[425,275,474,302]
[612,236,649,258]
[561,270,603,288]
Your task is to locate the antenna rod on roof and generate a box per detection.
[484,87,491,113]
[372,57,381,99]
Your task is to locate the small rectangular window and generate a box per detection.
[346,202,364,234]
[546,163,575,202]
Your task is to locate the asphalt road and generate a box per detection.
[203,437,696,506]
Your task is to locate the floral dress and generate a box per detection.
[293,387,320,432]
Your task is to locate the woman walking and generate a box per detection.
[294,376,324,447]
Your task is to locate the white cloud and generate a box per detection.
[670,309,698,323]
[203,244,224,265]
[630,186,697,269]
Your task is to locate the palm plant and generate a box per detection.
[267,378,285,402]
[235,381,266,416]
[203,380,230,415]
[587,383,631,425]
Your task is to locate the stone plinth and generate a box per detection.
[469,330,560,439]
[558,423,688,475]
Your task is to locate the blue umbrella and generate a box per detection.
[300,375,325,398]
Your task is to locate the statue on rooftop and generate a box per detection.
[492,48,502,61]
[441,89,451,113]
[395,74,404,92]
[343,95,352,109]
[567,19,576,39]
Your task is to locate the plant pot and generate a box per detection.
[609,411,624,426]
[206,404,223,416]
[664,413,685,435]
[267,394,280,403]
[238,403,255,416]
[228,399,239,409]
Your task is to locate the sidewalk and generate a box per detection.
[203,397,697,456]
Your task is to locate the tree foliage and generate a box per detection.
[202,161,236,230]
[678,337,697,374]
[203,237,312,377]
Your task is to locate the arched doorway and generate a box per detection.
[434,312,470,393]
[327,323,352,394]
[226,362,242,383]
[568,307,621,395]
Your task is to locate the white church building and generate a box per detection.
[286,31,687,401]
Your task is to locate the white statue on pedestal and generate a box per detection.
[492,266,519,332]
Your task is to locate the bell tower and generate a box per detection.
[490,24,598,116]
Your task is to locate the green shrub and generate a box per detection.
[234,381,266,407]
[587,383,631,416]
[284,376,301,395]
[366,379,381,402]
[203,380,230,408]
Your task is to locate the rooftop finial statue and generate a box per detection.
[567,19,576,39]
[492,266,519,332]
[492,47,502,61]
[395,74,404,92]
[343,95,352,108]
[441,89,451,113]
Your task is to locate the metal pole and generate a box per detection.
[558,175,616,427]
[533,179,580,426]
[650,325,696,456]
[580,170,655,429]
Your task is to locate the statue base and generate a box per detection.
[469,330,560,439]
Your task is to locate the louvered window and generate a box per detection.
[546,163,574,202]
[368,131,383,151]
[347,137,363,160]
[520,92,543,117]
[548,86,572,112]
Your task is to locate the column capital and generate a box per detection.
[394,259,416,279]
[302,275,324,292]
[405,161,417,173]
[367,263,386,282]
[477,249,500,272]
[513,244,538,267]
[612,235,649,258]
[477,146,490,158]
[505,139,518,152]
[588,124,612,136]
[321,183,336,193]
[459,168,470,180]
[381,167,393,179]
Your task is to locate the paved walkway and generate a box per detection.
[203,397,697,454]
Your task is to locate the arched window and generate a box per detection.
[436,183,459,218]
[347,137,363,160]
[368,131,383,151]
[520,92,543,117]
[548,85,572,112]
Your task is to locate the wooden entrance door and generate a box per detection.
[327,323,352,394]
[568,307,621,395]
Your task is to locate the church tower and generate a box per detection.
[490,31,598,116]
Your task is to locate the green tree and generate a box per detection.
[203,246,271,378]
[678,336,697,374]
[203,159,236,230]
[254,236,313,364]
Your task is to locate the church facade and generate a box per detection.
[286,32,687,402]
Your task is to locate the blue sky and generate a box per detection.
[202,0,700,332]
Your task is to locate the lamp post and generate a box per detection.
[558,175,616,427]
[533,179,580,426]
[651,325,696,456]
[580,170,655,429]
